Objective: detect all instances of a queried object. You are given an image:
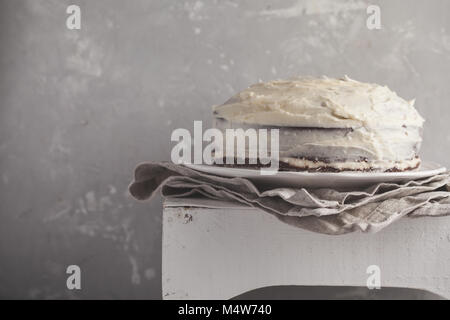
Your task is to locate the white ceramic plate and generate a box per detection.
[185,161,446,190]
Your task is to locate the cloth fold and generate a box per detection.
[129,162,450,235]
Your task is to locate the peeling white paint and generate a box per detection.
[185,1,207,21]
[44,202,72,222]
[108,185,117,195]
[259,0,365,19]
[66,33,104,78]
[85,191,97,212]
[129,255,141,285]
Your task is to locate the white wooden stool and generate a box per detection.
[162,199,450,299]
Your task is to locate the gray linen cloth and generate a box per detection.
[129,162,450,235]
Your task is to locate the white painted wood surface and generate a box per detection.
[162,200,450,300]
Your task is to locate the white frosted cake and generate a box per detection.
[213,76,424,172]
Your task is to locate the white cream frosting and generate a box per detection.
[213,76,424,164]
[213,76,424,129]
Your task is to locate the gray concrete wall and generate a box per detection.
[0,0,449,299]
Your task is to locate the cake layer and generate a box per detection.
[213,156,420,172]
[214,118,421,162]
[279,156,421,172]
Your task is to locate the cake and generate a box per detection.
[212,76,424,172]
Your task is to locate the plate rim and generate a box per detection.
[184,160,447,179]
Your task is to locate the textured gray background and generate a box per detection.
[0,0,449,299]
